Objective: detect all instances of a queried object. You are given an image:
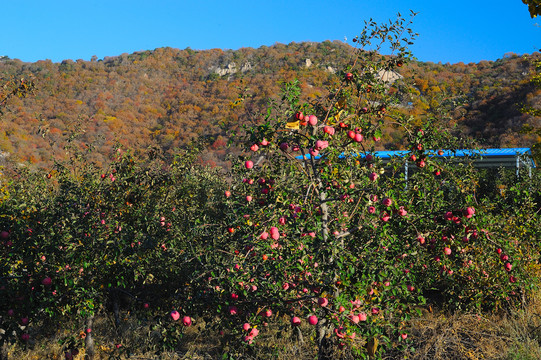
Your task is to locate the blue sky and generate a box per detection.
[1,0,539,64]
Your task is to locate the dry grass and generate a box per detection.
[6,292,541,360]
[401,293,541,360]
[5,313,319,360]
[406,311,511,359]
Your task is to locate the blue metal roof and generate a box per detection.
[297,148,535,167]
[371,148,532,159]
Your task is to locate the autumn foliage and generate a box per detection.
[0,32,540,169]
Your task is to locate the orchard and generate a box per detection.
[1,13,541,360]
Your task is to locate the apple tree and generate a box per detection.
[184,13,532,359]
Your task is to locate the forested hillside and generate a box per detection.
[1,41,540,168]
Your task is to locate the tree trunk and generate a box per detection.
[293,326,304,343]
[84,316,95,360]
[316,318,333,360]
[113,296,120,329]
[0,341,8,360]
[315,173,336,359]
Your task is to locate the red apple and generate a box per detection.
[318,297,329,307]
[41,276,52,286]
[170,310,180,321]
[382,198,392,207]
[323,126,335,136]
[464,207,475,218]
[270,227,280,240]
[315,140,329,150]
[291,316,301,326]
